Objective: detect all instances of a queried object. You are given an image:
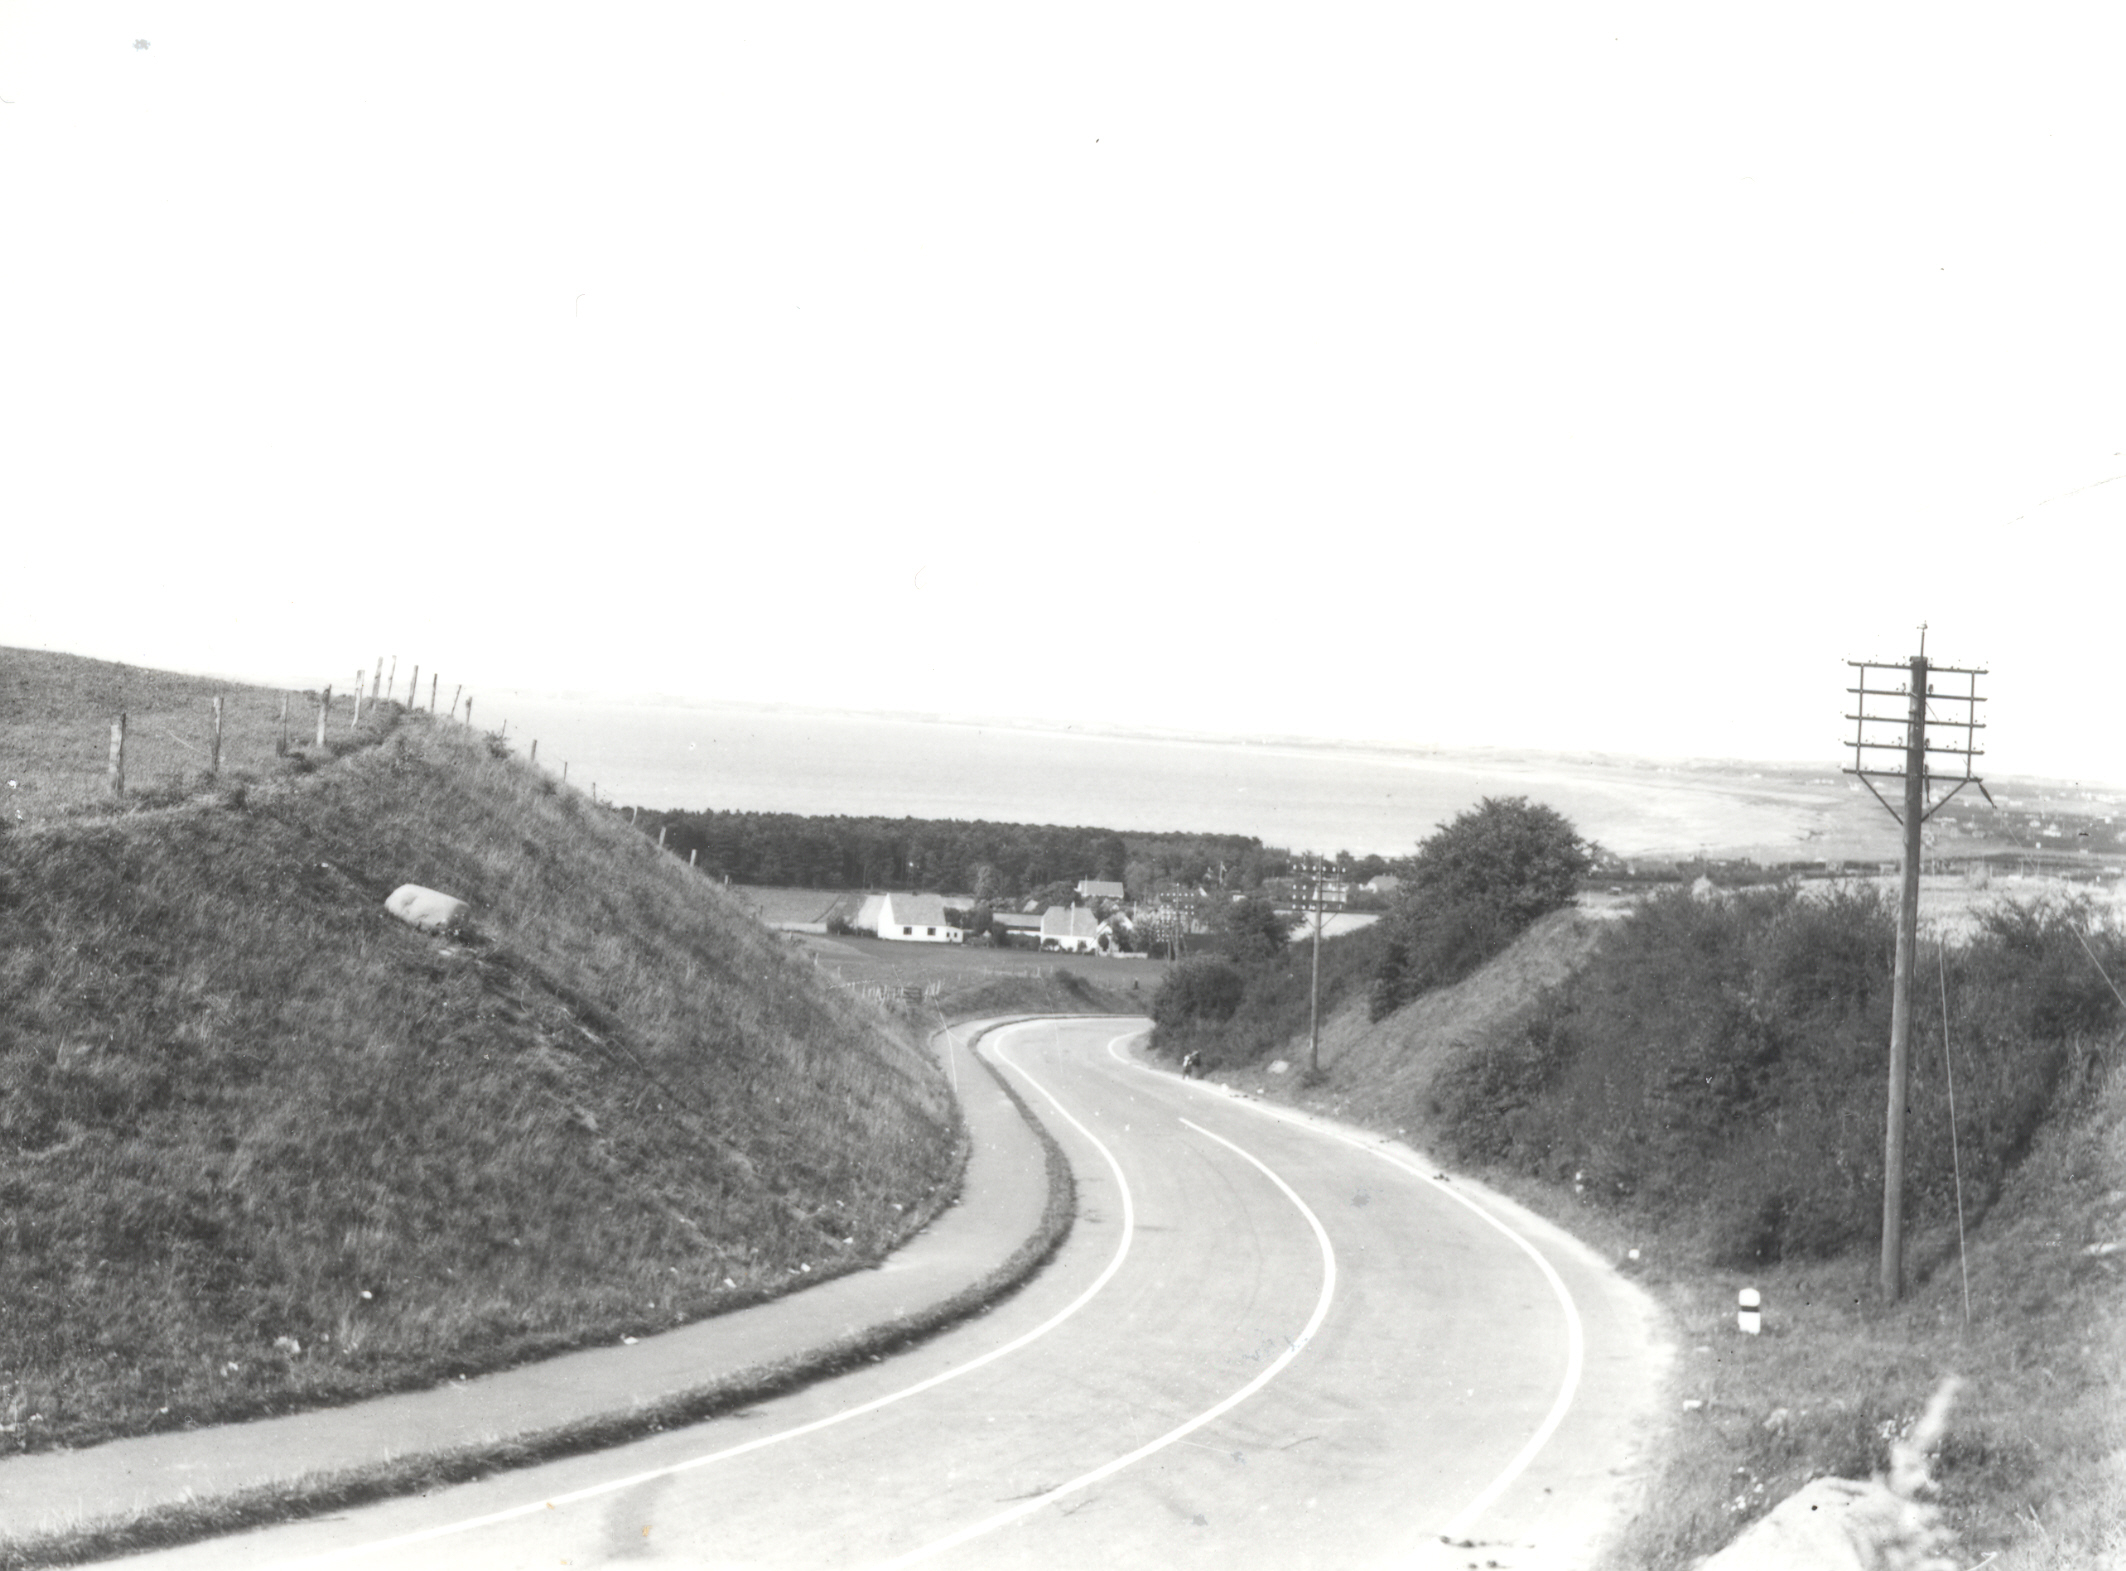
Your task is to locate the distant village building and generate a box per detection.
[1075,878,1126,903]
[1040,904,1102,953]
[876,893,962,944]
[1363,874,1402,895]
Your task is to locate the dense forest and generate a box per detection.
[630,808,1289,900]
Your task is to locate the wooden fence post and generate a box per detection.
[278,694,289,756]
[210,696,224,775]
[464,697,473,729]
[387,656,397,702]
[562,761,568,783]
[689,847,698,866]
[529,739,537,764]
[658,825,667,850]
[449,684,461,720]
[408,665,419,708]
[316,685,331,748]
[353,670,364,728]
[108,713,126,796]
[372,658,383,702]
[429,674,437,713]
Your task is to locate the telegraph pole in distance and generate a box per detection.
[1300,853,1340,1078]
[1844,625,1992,1301]
[1305,854,1325,1077]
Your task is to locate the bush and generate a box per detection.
[1151,958,1246,1038]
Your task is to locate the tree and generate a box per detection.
[1217,891,1291,963]
[1371,796,1590,1019]
[1028,879,1080,912]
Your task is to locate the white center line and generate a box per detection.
[1104,1028,1586,1538]
[870,1101,1339,1568]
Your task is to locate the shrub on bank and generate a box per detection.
[1432,884,2124,1264]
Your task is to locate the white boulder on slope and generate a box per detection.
[385,884,469,936]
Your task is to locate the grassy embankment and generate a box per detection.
[0,652,964,1457]
[1157,888,2125,1568]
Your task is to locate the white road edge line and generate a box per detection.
[869,1081,1338,1567]
[261,1020,1137,1569]
[1105,1027,1587,1539]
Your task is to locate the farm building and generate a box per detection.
[876,893,962,943]
[1040,904,1102,953]
[852,893,886,935]
[1075,879,1126,902]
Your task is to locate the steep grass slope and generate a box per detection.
[0,693,959,1453]
[1170,908,1605,1125]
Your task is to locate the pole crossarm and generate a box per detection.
[1845,655,1990,790]
[1844,711,1986,729]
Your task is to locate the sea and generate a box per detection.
[476,690,1841,861]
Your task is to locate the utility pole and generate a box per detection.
[1301,858,1318,1079]
[1844,625,1992,1301]
[1300,853,1338,1077]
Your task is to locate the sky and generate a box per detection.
[5,3,2123,784]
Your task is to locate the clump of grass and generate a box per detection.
[0,703,960,1454]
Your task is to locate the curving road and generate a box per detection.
[109,1017,1669,1570]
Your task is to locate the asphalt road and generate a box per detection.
[107,1018,1670,1571]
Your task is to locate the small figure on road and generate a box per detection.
[1179,1051,1203,1079]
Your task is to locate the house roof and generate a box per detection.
[1040,904,1101,939]
[880,893,955,928]
[1075,879,1126,900]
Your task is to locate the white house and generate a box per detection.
[876,893,962,943]
[1040,904,1101,953]
[1075,879,1126,903]
[852,893,886,934]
